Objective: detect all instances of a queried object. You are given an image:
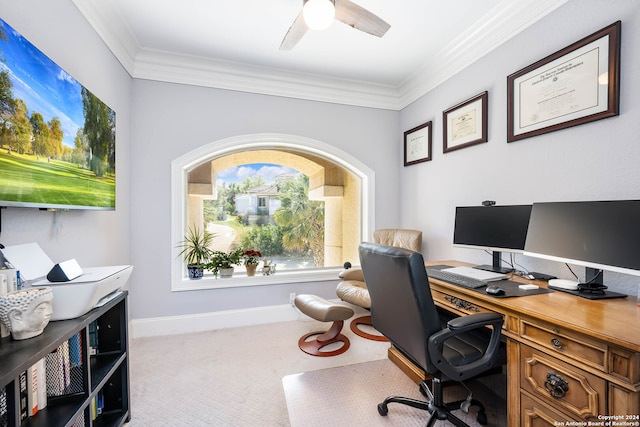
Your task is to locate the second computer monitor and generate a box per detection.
[453,205,532,273]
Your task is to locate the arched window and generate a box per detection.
[171,133,375,290]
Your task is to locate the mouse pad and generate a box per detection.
[473,280,554,298]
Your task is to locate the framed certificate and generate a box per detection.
[507,21,621,142]
[443,92,488,153]
[404,121,432,166]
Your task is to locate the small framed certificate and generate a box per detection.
[507,21,620,142]
[443,92,488,153]
[404,121,432,166]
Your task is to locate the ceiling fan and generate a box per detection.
[280,0,391,50]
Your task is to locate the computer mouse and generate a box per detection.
[486,285,505,296]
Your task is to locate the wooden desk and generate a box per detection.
[389,261,640,426]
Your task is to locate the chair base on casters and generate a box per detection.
[350,315,388,342]
[298,320,350,357]
[376,377,488,427]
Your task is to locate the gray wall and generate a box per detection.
[400,0,640,295]
[129,81,399,319]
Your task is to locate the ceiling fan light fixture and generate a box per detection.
[303,0,335,31]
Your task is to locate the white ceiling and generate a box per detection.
[72,0,568,110]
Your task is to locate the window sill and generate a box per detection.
[172,268,343,291]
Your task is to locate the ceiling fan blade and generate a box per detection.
[280,11,309,50]
[335,0,390,37]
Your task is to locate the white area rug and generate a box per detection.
[283,359,506,427]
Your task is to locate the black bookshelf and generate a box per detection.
[0,291,129,427]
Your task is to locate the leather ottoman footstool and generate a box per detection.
[294,294,354,357]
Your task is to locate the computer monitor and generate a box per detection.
[453,205,532,273]
[524,200,640,299]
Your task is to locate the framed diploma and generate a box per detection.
[443,92,488,153]
[404,121,432,166]
[507,21,621,142]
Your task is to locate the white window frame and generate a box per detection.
[170,133,375,291]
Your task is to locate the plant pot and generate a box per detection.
[245,264,258,277]
[219,267,234,278]
[187,265,203,279]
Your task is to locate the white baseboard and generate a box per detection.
[129,299,366,339]
[130,304,301,338]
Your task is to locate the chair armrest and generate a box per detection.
[428,312,504,381]
[446,312,503,331]
[338,268,365,282]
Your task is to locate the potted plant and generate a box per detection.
[176,225,215,279]
[242,249,262,276]
[206,248,243,278]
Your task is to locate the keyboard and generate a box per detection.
[426,268,488,289]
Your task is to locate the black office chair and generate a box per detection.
[358,242,505,427]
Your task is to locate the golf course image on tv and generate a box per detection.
[0,18,115,210]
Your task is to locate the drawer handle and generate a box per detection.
[544,372,569,399]
[444,295,480,312]
[551,337,563,350]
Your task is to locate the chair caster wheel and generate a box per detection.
[377,403,388,416]
[476,410,488,425]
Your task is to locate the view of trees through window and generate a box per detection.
[202,163,325,270]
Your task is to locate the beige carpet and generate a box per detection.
[283,359,506,427]
[125,313,390,426]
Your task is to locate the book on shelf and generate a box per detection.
[17,359,48,422]
[61,340,71,388]
[91,390,104,420]
[26,362,39,416]
[0,268,17,293]
[0,267,18,339]
[97,390,104,416]
[36,358,47,411]
[88,321,99,355]
[0,271,7,338]
[18,371,27,422]
[68,333,82,368]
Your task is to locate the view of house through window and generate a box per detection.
[201,164,325,270]
[181,146,364,279]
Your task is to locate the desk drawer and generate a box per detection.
[520,318,607,372]
[521,392,581,426]
[521,345,605,420]
[432,288,493,316]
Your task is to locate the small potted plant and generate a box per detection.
[242,249,262,276]
[176,225,215,279]
[206,248,243,278]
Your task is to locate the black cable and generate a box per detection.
[582,269,603,285]
[511,256,529,277]
[482,249,515,270]
[565,263,579,281]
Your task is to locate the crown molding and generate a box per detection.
[71,0,139,72]
[133,49,403,110]
[72,0,568,111]
[397,0,570,108]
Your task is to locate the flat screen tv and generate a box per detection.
[453,205,532,273]
[0,18,115,210]
[524,200,640,299]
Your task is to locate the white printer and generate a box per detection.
[1,243,133,321]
